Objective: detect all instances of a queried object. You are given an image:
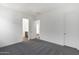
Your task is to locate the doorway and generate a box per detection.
[22,18,29,41]
[35,20,40,39]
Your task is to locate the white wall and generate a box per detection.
[28,17,35,39]
[37,4,79,50]
[0,7,26,47]
[65,12,79,50]
[38,9,64,45]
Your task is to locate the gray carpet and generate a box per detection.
[0,38,79,55]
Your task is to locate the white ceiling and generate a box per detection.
[0,3,54,15]
[0,3,79,17]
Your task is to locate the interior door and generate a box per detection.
[65,12,79,49]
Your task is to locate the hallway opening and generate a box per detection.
[22,18,29,41]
